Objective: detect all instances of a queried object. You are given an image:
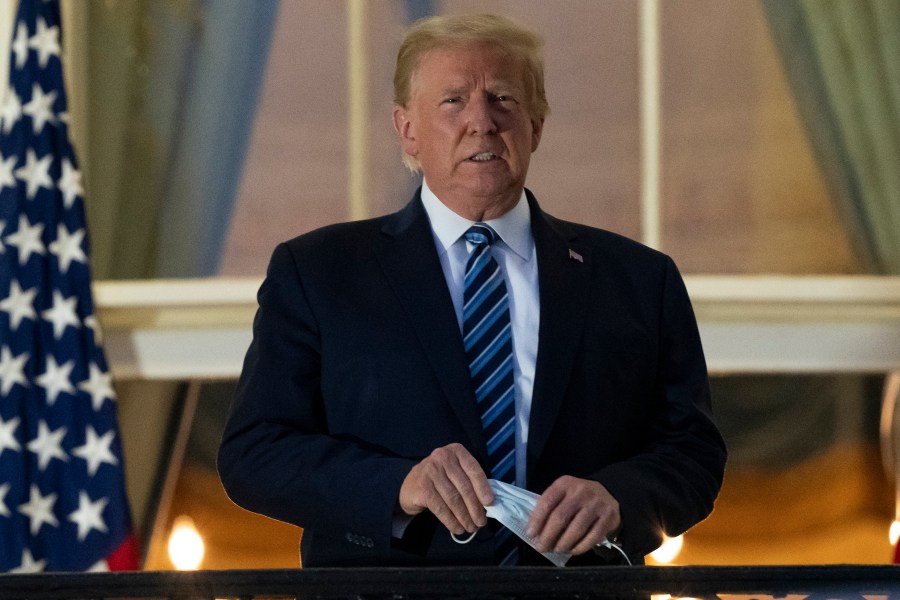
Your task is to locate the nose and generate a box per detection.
[465,96,497,135]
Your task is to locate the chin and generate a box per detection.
[472,174,522,195]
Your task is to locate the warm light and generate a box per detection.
[890,520,900,546]
[168,516,205,570]
[649,534,683,564]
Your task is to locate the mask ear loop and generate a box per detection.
[596,539,632,565]
[451,530,479,544]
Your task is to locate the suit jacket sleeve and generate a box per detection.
[217,241,417,564]
[591,254,725,559]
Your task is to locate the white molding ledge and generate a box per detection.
[93,276,900,380]
[95,278,260,381]
[686,276,900,374]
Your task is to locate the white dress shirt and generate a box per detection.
[420,180,540,487]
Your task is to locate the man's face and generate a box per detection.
[393,43,544,220]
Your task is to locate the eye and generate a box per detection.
[490,94,517,107]
[490,96,516,116]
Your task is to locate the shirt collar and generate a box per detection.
[420,179,533,261]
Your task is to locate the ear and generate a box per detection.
[392,105,418,159]
[530,117,544,153]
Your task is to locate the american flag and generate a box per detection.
[0,0,139,571]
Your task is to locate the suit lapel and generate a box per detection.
[526,192,592,464]
[372,191,591,465]
[374,194,486,455]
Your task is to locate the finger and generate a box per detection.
[553,498,619,554]
[451,447,492,523]
[536,501,578,552]
[422,448,475,532]
[569,520,608,556]
[429,483,472,534]
[427,445,489,532]
[527,487,569,552]
[401,460,467,534]
[525,483,562,540]
[433,471,480,531]
[552,509,599,554]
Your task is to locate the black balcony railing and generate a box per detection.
[0,566,898,599]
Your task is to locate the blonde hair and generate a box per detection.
[394,14,549,171]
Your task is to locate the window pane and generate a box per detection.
[220,0,641,275]
[660,0,861,274]
[438,0,642,237]
[220,1,408,276]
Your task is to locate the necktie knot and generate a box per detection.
[464,223,498,247]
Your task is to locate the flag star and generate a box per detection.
[0,87,22,134]
[0,415,21,458]
[42,289,80,340]
[87,560,110,572]
[0,346,30,397]
[28,17,60,69]
[10,549,47,574]
[78,363,116,411]
[14,148,53,199]
[35,355,76,405]
[22,83,57,134]
[27,420,68,471]
[18,484,59,535]
[3,2,136,573]
[0,482,10,517]
[84,314,103,344]
[68,491,109,541]
[0,153,16,190]
[4,214,46,265]
[12,22,29,70]
[0,279,38,330]
[72,425,118,476]
[49,223,86,273]
[58,158,84,208]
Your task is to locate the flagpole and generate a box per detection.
[142,382,202,569]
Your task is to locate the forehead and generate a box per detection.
[411,43,525,93]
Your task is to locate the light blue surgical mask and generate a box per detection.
[451,479,570,566]
[452,480,631,567]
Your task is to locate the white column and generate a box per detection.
[347,0,369,221]
[640,0,662,250]
[0,0,17,108]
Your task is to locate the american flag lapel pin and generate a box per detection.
[568,248,584,263]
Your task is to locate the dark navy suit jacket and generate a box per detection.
[217,190,726,567]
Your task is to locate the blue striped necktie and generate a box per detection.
[462,223,518,565]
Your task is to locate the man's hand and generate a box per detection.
[526,475,621,556]
[399,443,494,535]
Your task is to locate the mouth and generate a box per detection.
[468,152,500,162]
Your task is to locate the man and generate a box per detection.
[218,13,726,567]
